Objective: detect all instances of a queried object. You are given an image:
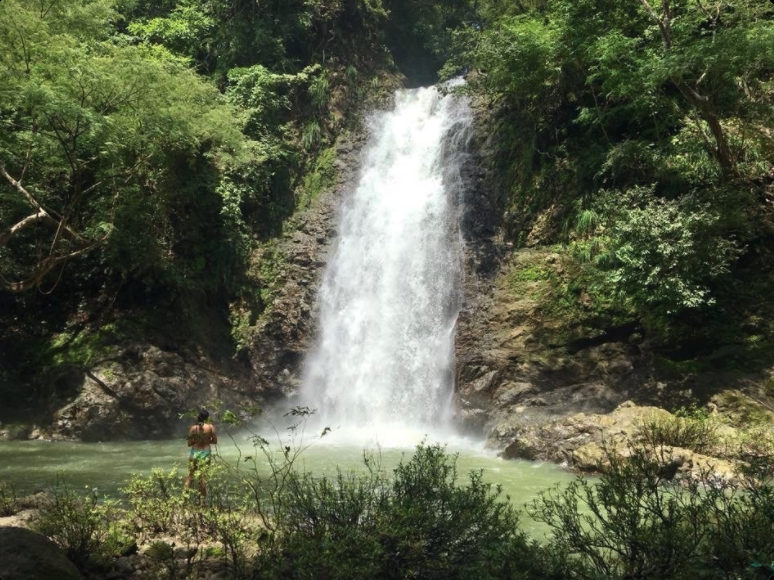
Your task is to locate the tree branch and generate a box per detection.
[0,162,46,212]
[1,233,109,293]
[0,210,48,248]
[0,162,89,244]
[9,15,32,74]
[638,0,672,50]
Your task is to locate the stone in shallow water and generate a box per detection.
[0,526,80,580]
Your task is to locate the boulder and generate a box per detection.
[572,442,609,472]
[0,424,32,441]
[0,509,38,529]
[0,527,80,580]
[571,441,737,483]
[492,401,743,479]
[50,343,255,441]
[501,437,541,461]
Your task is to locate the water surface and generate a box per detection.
[0,436,575,534]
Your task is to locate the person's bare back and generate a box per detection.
[187,422,217,450]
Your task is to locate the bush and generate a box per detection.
[254,444,530,580]
[0,479,17,517]
[123,468,191,538]
[636,412,719,454]
[734,427,774,482]
[529,443,774,580]
[597,186,741,316]
[198,471,255,579]
[34,480,132,569]
[124,463,254,579]
[27,437,774,580]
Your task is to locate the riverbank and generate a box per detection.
[2,439,772,580]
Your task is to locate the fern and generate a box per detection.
[302,121,322,150]
[308,74,329,111]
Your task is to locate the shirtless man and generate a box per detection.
[185,409,217,500]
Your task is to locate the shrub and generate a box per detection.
[34,480,132,569]
[198,471,255,579]
[597,186,741,316]
[123,468,191,539]
[254,444,530,580]
[125,463,254,579]
[0,479,17,517]
[529,443,774,580]
[636,412,719,453]
[25,436,774,580]
[734,427,774,482]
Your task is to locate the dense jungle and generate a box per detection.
[1,0,774,579]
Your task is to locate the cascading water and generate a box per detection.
[301,83,473,446]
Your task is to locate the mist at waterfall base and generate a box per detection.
[296,84,473,450]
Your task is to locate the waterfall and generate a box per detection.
[301,84,472,446]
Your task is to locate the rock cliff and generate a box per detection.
[239,133,368,403]
[453,104,774,469]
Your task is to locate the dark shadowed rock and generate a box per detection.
[0,527,80,580]
[50,344,255,441]
[241,132,368,403]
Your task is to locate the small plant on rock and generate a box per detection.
[0,479,18,517]
[636,411,719,453]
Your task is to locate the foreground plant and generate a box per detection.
[529,441,774,580]
[29,414,774,580]
[34,478,132,569]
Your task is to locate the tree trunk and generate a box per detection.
[671,78,736,176]
[638,0,737,178]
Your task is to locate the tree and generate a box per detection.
[0,0,244,293]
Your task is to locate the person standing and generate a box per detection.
[184,409,217,501]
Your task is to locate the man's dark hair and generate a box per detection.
[197,409,210,424]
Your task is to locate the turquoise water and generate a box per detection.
[0,435,577,534]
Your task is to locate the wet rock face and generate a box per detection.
[241,133,368,403]
[454,236,644,435]
[453,114,645,448]
[0,527,81,580]
[454,100,774,470]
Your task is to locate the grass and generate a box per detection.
[299,145,337,209]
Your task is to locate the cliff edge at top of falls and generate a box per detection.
[453,99,774,471]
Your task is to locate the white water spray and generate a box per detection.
[300,84,473,447]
